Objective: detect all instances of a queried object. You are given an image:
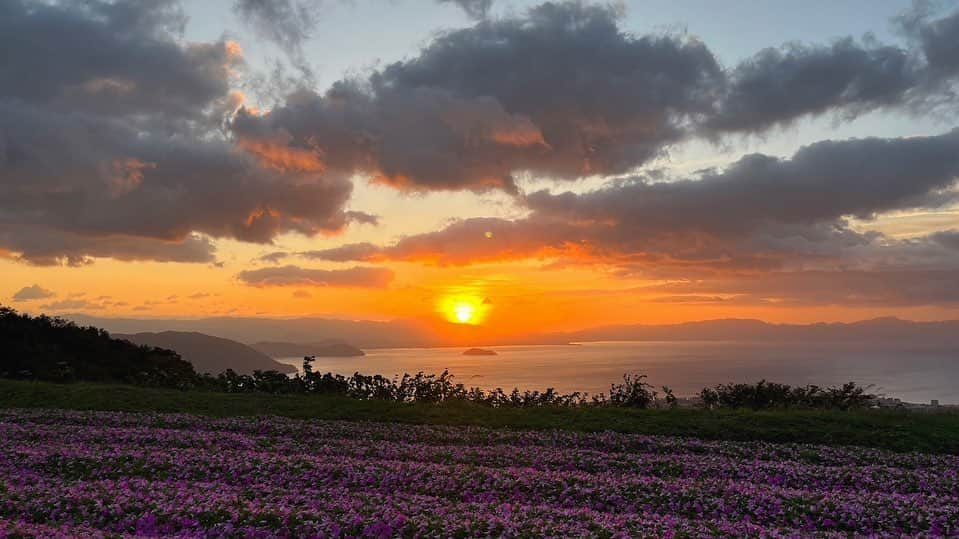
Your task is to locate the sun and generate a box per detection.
[439,293,490,325]
[454,303,475,324]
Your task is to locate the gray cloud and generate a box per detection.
[899,4,959,82]
[708,4,959,135]
[0,0,364,265]
[0,226,218,266]
[526,130,959,234]
[708,38,919,135]
[237,265,394,287]
[235,1,959,194]
[1,0,239,123]
[307,131,959,277]
[12,284,56,302]
[257,251,291,264]
[233,1,723,191]
[5,0,959,278]
[639,269,959,307]
[930,229,959,249]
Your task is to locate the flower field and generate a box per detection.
[0,409,957,537]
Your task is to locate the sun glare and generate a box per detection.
[454,304,475,323]
[439,293,490,325]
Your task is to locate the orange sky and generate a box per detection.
[4,0,959,339]
[6,197,959,340]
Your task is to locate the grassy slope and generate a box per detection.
[2,379,957,454]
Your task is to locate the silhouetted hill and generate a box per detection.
[252,340,365,358]
[0,307,195,387]
[118,332,296,375]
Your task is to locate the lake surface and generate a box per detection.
[275,341,959,404]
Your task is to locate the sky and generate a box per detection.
[3,0,959,338]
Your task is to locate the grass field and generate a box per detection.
[1,378,957,454]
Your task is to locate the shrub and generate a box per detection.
[699,380,876,410]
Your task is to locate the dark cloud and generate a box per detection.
[708,39,919,135]
[0,226,218,266]
[0,0,239,122]
[11,284,56,302]
[237,265,394,287]
[309,131,959,276]
[234,1,959,194]
[233,1,723,191]
[4,0,959,281]
[930,229,959,249]
[898,4,959,82]
[526,130,959,234]
[0,0,364,265]
[709,5,959,135]
[640,269,959,307]
[1,101,358,241]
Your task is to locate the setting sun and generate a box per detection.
[454,304,475,323]
[439,293,490,325]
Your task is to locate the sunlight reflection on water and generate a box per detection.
[275,341,959,404]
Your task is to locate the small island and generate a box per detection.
[463,347,497,356]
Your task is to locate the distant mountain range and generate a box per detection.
[541,317,959,348]
[251,340,365,358]
[118,331,296,375]
[71,314,959,350]
[70,314,436,348]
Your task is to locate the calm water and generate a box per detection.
[275,341,959,404]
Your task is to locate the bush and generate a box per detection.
[699,380,876,410]
[606,374,658,408]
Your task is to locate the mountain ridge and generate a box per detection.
[68,314,959,349]
[117,331,296,375]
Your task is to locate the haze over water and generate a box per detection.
[277,341,959,405]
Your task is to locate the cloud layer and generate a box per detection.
[237,265,394,288]
[303,129,959,305]
[0,0,366,265]
[11,284,56,302]
[233,1,959,194]
[4,0,959,312]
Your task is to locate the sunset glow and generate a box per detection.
[439,292,490,326]
[454,304,475,324]
[5,2,959,535]
[0,0,958,345]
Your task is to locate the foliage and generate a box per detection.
[699,380,876,410]
[605,373,658,408]
[1,306,879,411]
[0,306,196,389]
[2,379,958,454]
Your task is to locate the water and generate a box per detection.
[274,341,959,404]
